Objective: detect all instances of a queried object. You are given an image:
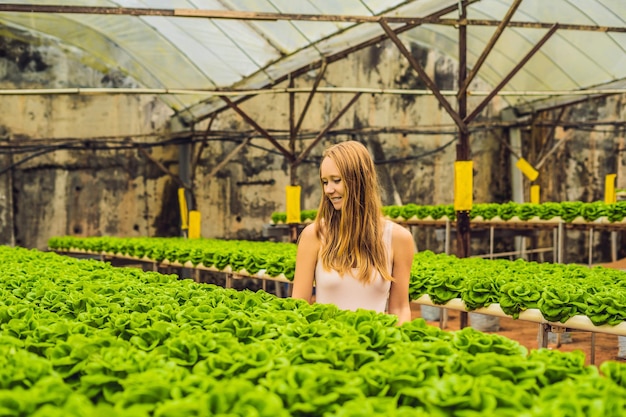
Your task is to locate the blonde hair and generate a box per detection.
[314,141,392,283]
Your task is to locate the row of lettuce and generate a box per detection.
[271,201,626,224]
[48,236,626,327]
[4,244,626,416]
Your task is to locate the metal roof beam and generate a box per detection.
[294,92,362,166]
[0,3,458,24]
[219,95,293,160]
[293,60,327,139]
[464,24,559,124]
[1,4,624,33]
[183,0,481,124]
[380,19,468,134]
[458,0,523,98]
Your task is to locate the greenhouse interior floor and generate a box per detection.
[412,305,622,367]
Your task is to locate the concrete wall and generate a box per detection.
[522,95,626,263]
[0,28,176,249]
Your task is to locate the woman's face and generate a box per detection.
[320,156,345,210]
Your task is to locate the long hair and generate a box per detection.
[315,141,393,283]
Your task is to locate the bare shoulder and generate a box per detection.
[297,222,320,246]
[390,222,414,245]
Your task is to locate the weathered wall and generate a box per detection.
[1,94,177,250]
[522,95,626,263]
[0,28,175,249]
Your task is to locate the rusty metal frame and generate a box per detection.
[457,0,523,98]
[2,4,624,34]
[294,92,362,166]
[380,19,468,134]
[190,1,478,124]
[293,60,328,139]
[219,95,293,160]
[205,137,253,180]
[137,146,185,188]
[464,24,560,124]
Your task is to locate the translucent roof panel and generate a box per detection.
[0,0,624,121]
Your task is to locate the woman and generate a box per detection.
[292,141,415,325]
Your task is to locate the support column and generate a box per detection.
[457,3,470,329]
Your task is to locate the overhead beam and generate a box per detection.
[2,4,625,33]
[294,93,362,166]
[206,137,253,180]
[293,60,327,138]
[0,4,498,25]
[186,0,480,123]
[458,0,523,98]
[464,24,559,124]
[219,95,293,160]
[2,86,626,97]
[380,19,468,134]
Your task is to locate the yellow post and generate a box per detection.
[286,185,302,223]
[516,157,539,181]
[188,210,201,239]
[454,161,473,211]
[605,174,617,204]
[530,185,540,204]
[178,188,189,231]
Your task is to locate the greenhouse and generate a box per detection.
[1,1,626,415]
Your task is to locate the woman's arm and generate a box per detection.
[387,223,416,325]
[291,223,320,303]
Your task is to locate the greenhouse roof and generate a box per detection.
[0,0,625,125]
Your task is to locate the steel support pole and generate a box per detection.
[457,3,470,330]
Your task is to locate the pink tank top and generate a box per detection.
[314,220,393,313]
